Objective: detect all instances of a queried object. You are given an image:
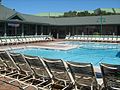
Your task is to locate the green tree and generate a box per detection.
[72,11,77,16]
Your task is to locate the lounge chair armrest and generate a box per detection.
[111,87,120,90]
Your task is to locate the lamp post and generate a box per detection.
[97,15,106,36]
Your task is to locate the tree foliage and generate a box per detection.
[62,10,120,17]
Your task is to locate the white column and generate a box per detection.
[41,26,43,35]
[57,33,59,39]
[35,24,37,36]
[49,32,51,35]
[4,22,7,37]
[69,32,71,36]
[22,24,24,36]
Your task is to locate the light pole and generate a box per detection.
[97,15,106,35]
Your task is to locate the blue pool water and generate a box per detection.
[12,41,120,66]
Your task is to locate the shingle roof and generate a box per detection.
[21,14,55,24]
[0,5,16,20]
[0,5,120,25]
[53,15,120,25]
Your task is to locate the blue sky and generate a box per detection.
[2,0,120,14]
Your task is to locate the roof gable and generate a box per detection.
[7,13,25,21]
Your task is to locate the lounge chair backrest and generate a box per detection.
[24,55,50,77]
[67,61,98,89]
[67,61,95,78]
[100,63,120,89]
[0,51,18,69]
[10,53,33,74]
[43,58,70,81]
[43,58,66,72]
[100,63,120,76]
[0,57,6,67]
[24,55,43,68]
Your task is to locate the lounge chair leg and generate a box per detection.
[22,85,30,90]
[75,85,78,90]
[91,85,93,90]
[9,79,16,83]
[19,75,31,81]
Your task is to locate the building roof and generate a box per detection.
[0,4,16,20]
[53,15,120,25]
[21,14,55,24]
[0,4,120,25]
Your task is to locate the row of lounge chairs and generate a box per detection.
[65,35,120,43]
[0,35,53,45]
[0,51,120,90]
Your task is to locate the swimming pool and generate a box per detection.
[12,41,120,66]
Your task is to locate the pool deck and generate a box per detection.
[1,40,119,51]
[0,40,79,51]
[31,41,80,50]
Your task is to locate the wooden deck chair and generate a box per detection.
[43,58,74,90]
[67,61,99,90]
[23,54,53,90]
[100,63,120,90]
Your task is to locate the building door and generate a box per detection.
[58,29,66,39]
[51,28,66,39]
[117,26,120,35]
[52,30,57,39]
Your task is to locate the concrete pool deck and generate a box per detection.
[0,39,119,51]
[0,41,79,51]
[31,41,80,50]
